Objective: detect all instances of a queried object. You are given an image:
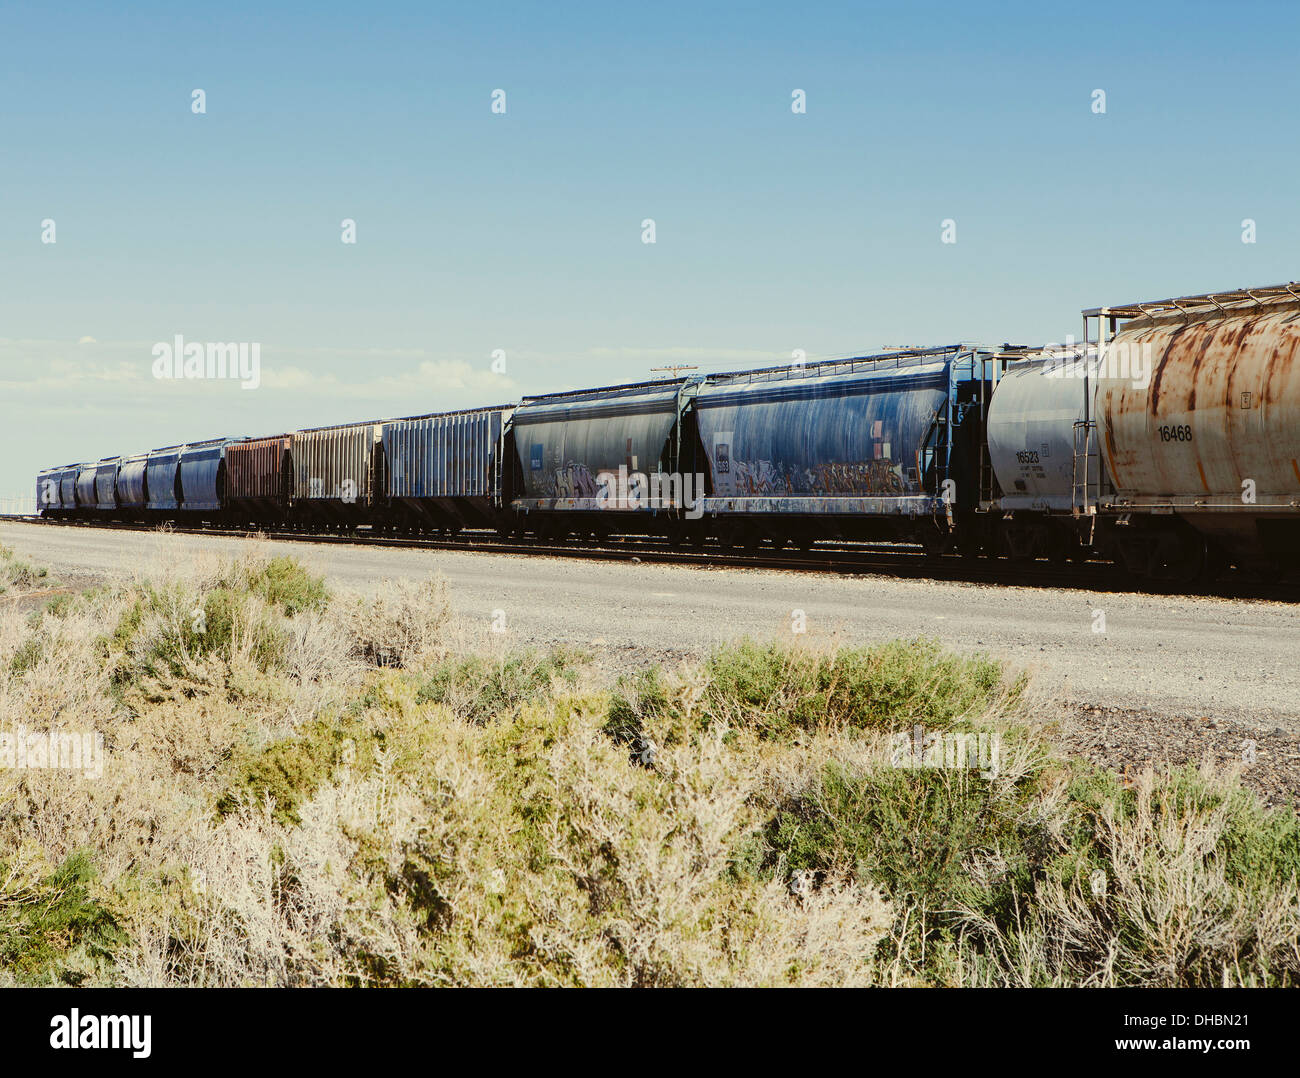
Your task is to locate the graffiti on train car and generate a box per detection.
[542,462,603,500]
[726,457,911,497]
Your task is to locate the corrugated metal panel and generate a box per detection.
[1098,303,1300,511]
[382,408,509,500]
[117,455,150,509]
[94,459,121,511]
[292,423,383,504]
[178,442,229,512]
[146,447,184,511]
[695,358,954,505]
[988,356,1101,511]
[512,383,685,506]
[227,436,290,501]
[75,465,98,508]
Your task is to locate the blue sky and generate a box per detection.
[2,0,1298,502]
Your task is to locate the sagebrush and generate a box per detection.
[0,542,1295,987]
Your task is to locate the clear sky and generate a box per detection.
[2,0,1298,503]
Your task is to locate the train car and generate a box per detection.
[381,407,512,534]
[116,454,150,517]
[984,348,1105,561]
[72,464,100,516]
[509,379,696,538]
[93,458,122,516]
[226,436,291,523]
[1086,284,1300,579]
[36,468,59,516]
[59,466,81,515]
[177,440,234,518]
[693,348,989,548]
[37,465,81,518]
[292,422,384,525]
[145,446,184,514]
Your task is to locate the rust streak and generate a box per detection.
[1149,325,1185,415]
[1104,424,1120,488]
[1196,459,1209,493]
[1266,329,1300,406]
[1186,325,1218,411]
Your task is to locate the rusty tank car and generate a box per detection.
[1088,284,1300,578]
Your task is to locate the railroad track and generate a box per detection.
[4,515,1298,602]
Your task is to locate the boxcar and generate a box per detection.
[980,350,1108,561]
[987,355,1097,514]
[382,407,512,533]
[292,422,384,523]
[58,466,81,514]
[73,462,98,512]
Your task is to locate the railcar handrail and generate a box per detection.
[1084,281,1300,322]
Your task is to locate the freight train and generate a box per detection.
[34,284,1300,583]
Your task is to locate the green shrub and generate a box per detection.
[757,759,1037,919]
[0,850,125,986]
[215,715,370,825]
[417,647,586,724]
[109,580,295,689]
[746,754,1300,987]
[609,637,1015,745]
[213,556,329,617]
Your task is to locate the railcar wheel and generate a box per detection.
[1149,530,1210,585]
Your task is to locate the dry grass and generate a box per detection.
[0,540,1296,987]
[0,543,51,596]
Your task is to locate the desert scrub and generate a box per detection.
[99,553,342,703]
[0,846,125,986]
[215,709,376,826]
[209,555,329,617]
[0,597,120,729]
[746,750,1300,987]
[110,580,293,690]
[331,577,451,669]
[115,681,893,987]
[4,551,1296,989]
[607,637,1016,747]
[0,543,50,595]
[416,646,587,724]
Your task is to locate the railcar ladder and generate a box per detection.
[1072,419,1099,522]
